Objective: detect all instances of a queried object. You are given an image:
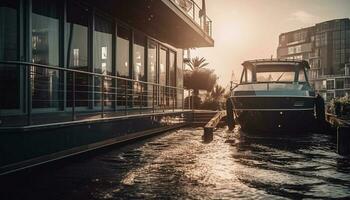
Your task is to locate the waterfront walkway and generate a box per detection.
[0,108,189,128]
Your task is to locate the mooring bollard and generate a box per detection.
[337,126,350,155]
[203,127,213,142]
[315,94,325,122]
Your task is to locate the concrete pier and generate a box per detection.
[202,111,226,142]
[337,126,350,155]
[326,113,350,155]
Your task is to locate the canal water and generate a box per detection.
[1,127,350,199]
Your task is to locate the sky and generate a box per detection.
[192,0,350,89]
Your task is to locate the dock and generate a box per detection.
[326,113,350,155]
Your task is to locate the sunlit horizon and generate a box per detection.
[193,0,350,89]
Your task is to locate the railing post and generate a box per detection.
[182,89,184,111]
[140,83,143,114]
[72,72,76,121]
[101,76,104,118]
[152,85,155,113]
[27,66,32,126]
[188,90,190,110]
[124,80,127,115]
[163,86,165,112]
[173,88,175,112]
[191,89,194,111]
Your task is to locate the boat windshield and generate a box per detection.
[241,64,308,84]
[255,65,296,83]
[256,71,295,82]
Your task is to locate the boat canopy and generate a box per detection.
[242,59,310,69]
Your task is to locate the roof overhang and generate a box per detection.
[84,0,214,48]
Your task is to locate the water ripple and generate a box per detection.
[1,127,350,199]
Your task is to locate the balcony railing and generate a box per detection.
[171,0,212,37]
[0,61,190,127]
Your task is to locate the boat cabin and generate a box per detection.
[240,60,310,84]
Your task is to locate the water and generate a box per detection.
[1,127,350,199]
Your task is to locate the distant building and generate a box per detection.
[277,18,350,101]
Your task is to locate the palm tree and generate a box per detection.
[187,57,209,71]
[211,85,225,101]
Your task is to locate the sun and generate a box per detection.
[216,19,246,45]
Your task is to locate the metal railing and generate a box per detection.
[0,61,187,127]
[171,0,212,37]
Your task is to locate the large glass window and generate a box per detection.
[133,32,145,81]
[116,26,130,78]
[169,51,176,107]
[116,26,130,107]
[147,41,157,107]
[336,79,344,89]
[159,48,167,86]
[133,32,145,107]
[169,51,176,87]
[176,50,184,109]
[159,48,167,107]
[0,0,20,110]
[326,80,335,90]
[94,16,112,75]
[94,15,113,108]
[31,0,60,109]
[66,1,89,107]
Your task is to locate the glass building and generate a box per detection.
[277,18,350,101]
[0,0,214,118]
[0,0,214,175]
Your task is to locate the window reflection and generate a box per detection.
[176,50,183,109]
[159,48,167,107]
[0,0,20,110]
[94,15,113,108]
[31,0,60,109]
[117,26,130,107]
[169,51,176,107]
[133,33,145,81]
[117,26,130,78]
[148,41,158,107]
[133,32,145,107]
[66,1,89,107]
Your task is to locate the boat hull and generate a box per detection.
[229,96,316,132]
[236,110,315,132]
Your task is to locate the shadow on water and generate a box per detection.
[1,126,350,199]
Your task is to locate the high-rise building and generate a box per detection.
[277,18,350,101]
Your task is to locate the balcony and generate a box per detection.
[170,0,212,37]
[85,0,214,48]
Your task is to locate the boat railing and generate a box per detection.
[0,60,188,127]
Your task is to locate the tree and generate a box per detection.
[200,84,226,111]
[184,68,217,95]
[211,85,225,101]
[187,57,209,71]
[184,56,217,109]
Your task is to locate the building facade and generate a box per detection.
[0,0,214,175]
[277,18,350,101]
